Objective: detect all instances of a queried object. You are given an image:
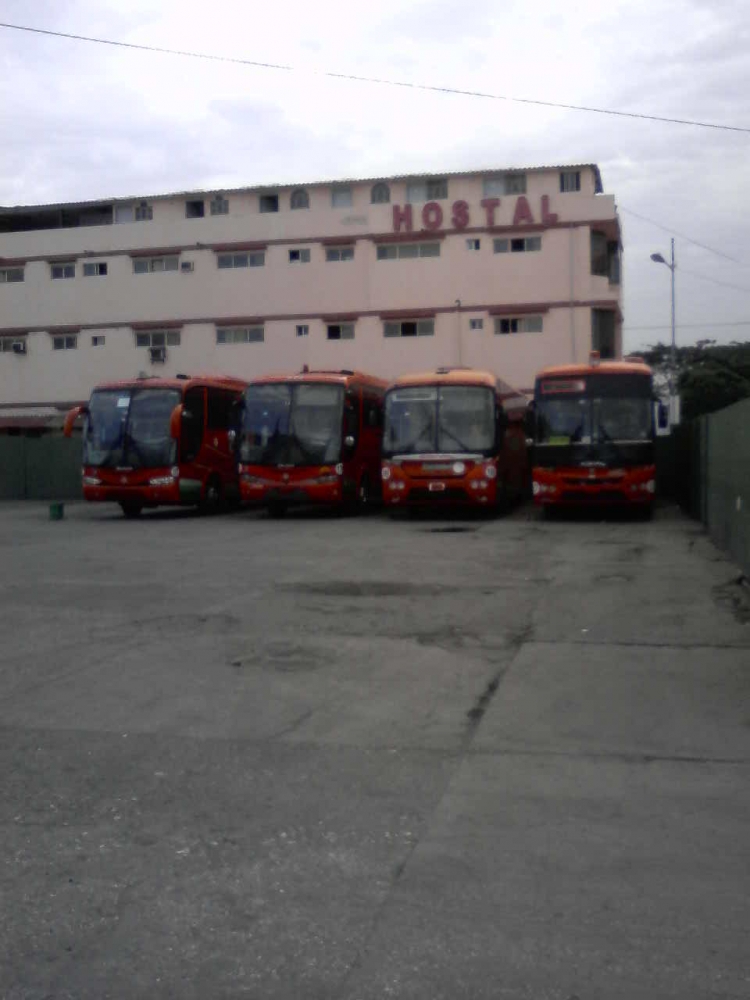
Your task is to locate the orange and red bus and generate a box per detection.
[530,358,664,514]
[64,374,248,517]
[381,368,529,512]
[237,369,387,515]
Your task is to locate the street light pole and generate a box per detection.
[650,239,677,394]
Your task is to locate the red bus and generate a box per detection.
[237,369,387,515]
[381,368,529,512]
[64,374,248,517]
[530,358,665,515]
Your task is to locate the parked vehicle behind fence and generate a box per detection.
[237,369,387,515]
[64,374,248,517]
[381,367,529,512]
[529,355,667,515]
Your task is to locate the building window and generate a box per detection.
[377,242,441,260]
[0,267,25,283]
[326,246,354,262]
[185,199,205,219]
[210,195,229,215]
[493,236,542,254]
[1,337,27,353]
[289,248,311,263]
[51,262,75,279]
[371,182,390,204]
[53,335,78,350]
[327,323,354,340]
[290,188,309,210]
[608,244,621,286]
[560,171,581,193]
[469,318,484,330]
[466,238,481,251]
[217,252,265,268]
[91,335,106,346]
[114,205,134,223]
[259,193,279,213]
[135,202,153,221]
[383,319,434,338]
[216,326,264,344]
[133,256,179,274]
[483,174,527,196]
[591,309,616,359]
[331,186,353,208]
[83,262,108,277]
[217,252,265,269]
[494,316,543,335]
[406,178,448,202]
[591,231,608,277]
[296,324,309,338]
[135,330,181,347]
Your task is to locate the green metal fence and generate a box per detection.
[661,398,750,578]
[0,435,82,501]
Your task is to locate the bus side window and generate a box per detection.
[182,387,205,462]
[206,389,233,431]
[363,395,381,429]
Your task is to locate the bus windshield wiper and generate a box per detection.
[438,423,472,452]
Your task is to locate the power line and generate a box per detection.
[620,207,744,265]
[627,320,750,331]
[677,267,750,296]
[2,21,750,134]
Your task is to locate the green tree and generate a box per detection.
[641,341,750,420]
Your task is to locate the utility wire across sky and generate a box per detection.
[2,21,750,134]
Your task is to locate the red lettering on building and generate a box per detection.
[392,204,413,232]
[451,200,470,229]
[541,195,558,225]
[421,201,443,231]
[512,196,534,226]
[480,198,500,227]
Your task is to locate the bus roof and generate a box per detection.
[390,368,499,390]
[535,360,653,380]
[93,375,248,392]
[248,369,388,390]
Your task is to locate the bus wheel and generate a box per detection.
[268,499,286,519]
[200,476,223,515]
[120,502,143,519]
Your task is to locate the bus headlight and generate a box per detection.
[532,481,541,496]
[149,476,175,487]
[645,480,655,494]
[381,466,391,481]
[335,463,344,476]
[170,466,180,478]
[453,461,465,475]
[82,476,101,486]
[484,465,497,479]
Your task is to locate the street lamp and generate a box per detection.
[650,238,676,390]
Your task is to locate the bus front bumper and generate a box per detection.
[532,466,656,506]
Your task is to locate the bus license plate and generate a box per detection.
[429,482,446,492]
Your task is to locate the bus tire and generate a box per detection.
[120,502,143,519]
[200,475,223,515]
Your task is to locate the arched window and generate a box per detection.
[371,182,390,204]
[290,188,309,210]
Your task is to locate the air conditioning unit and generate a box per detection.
[149,346,167,363]
[180,261,194,273]
[12,340,27,355]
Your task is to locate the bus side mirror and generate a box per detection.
[656,402,669,430]
[63,404,87,438]
[169,403,184,440]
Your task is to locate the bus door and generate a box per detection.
[181,386,205,467]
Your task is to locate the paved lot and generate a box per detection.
[1,500,749,1000]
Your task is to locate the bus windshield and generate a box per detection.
[384,385,495,456]
[536,374,652,446]
[240,383,344,466]
[83,388,180,468]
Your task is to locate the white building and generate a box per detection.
[0,163,621,430]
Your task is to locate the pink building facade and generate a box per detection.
[0,164,621,426]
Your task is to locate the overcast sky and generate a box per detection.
[1,0,749,352]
